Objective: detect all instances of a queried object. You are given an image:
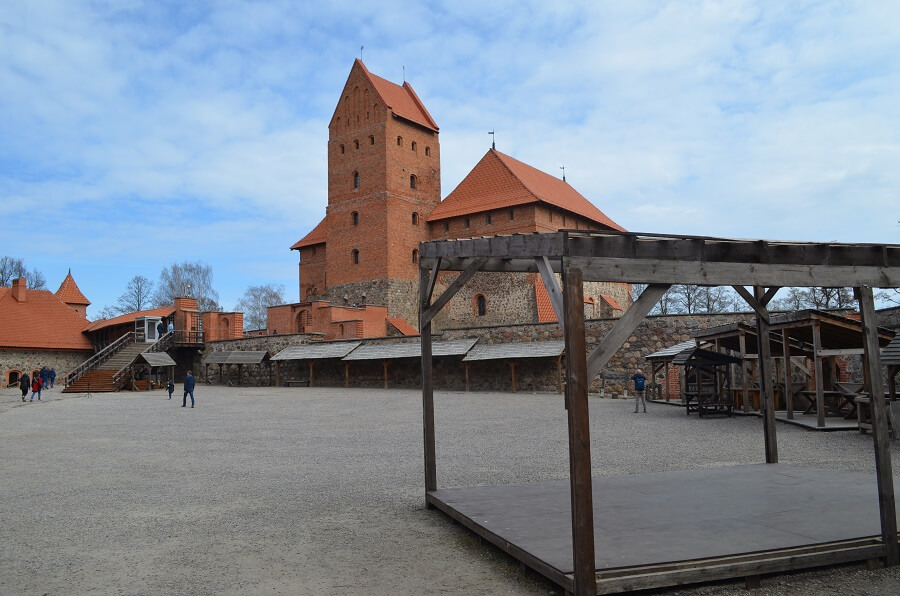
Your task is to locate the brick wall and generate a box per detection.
[299,244,326,300]
[202,312,244,342]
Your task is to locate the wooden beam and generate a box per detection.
[309,361,315,388]
[755,286,778,463]
[464,362,470,392]
[536,256,565,334]
[562,265,596,596]
[421,257,488,326]
[508,361,517,393]
[383,360,390,390]
[783,329,793,420]
[419,266,437,496]
[812,322,825,428]
[857,285,899,566]
[557,355,563,395]
[739,332,750,413]
[344,362,350,388]
[274,360,281,387]
[423,257,442,310]
[733,286,769,321]
[586,284,670,380]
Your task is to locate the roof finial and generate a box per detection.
[360,45,364,60]
[403,65,406,82]
[489,130,496,150]
[560,166,566,182]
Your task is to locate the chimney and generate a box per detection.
[11,277,26,302]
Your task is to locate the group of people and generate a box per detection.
[155,318,175,339]
[165,371,195,408]
[18,367,55,402]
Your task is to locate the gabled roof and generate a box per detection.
[56,270,90,306]
[427,149,625,231]
[291,217,327,251]
[0,285,93,351]
[354,59,439,132]
[386,317,419,336]
[85,307,175,332]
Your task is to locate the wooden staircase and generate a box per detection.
[63,342,148,393]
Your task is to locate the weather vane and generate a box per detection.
[360,45,364,60]
[489,130,496,150]
[560,166,566,182]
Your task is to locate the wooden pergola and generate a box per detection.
[418,230,900,595]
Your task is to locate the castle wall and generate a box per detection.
[1,349,91,388]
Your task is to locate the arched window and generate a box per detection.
[353,171,360,189]
[351,249,360,264]
[352,211,359,226]
[354,139,359,150]
[339,324,344,335]
[397,136,402,146]
[476,294,487,317]
[508,208,515,220]
[369,135,374,145]
[412,249,419,263]
[486,213,492,225]
[425,146,431,157]
[410,175,417,190]
[464,217,470,229]
[412,212,419,225]
[340,144,345,154]
[411,141,417,152]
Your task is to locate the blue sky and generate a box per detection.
[2,1,898,318]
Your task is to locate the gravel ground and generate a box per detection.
[1,384,899,595]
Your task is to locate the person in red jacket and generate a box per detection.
[31,375,43,401]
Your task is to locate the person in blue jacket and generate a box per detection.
[182,371,195,408]
[630,369,647,413]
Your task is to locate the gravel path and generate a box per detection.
[1,385,899,595]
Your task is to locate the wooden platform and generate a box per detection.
[428,464,897,593]
[773,411,859,431]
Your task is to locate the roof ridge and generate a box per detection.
[401,81,439,131]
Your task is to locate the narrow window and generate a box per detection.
[340,144,345,154]
[339,324,344,335]
[411,141,417,152]
[354,139,359,150]
[352,249,360,265]
[549,211,554,223]
[353,171,360,189]
[464,217,470,229]
[486,213,492,225]
[369,135,374,145]
[412,212,419,225]
[508,208,515,220]
[476,295,486,317]
[352,211,359,226]
[412,249,419,263]
[410,174,417,190]
[443,221,449,232]
[397,136,402,146]
[425,146,430,157]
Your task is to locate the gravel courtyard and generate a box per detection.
[2,384,899,595]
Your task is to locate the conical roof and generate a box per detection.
[56,269,90,306]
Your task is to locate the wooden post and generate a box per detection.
[664,361,670,401]
[420,266,437,496]
[562,265,596,596]
[812,322,825,428]
[344,362,350,388]
[755,286,778,464]
[274,360,281,387]
[464,362,470,392]
[557,355,563,394]
[237,363,243,387]
[218,363,224,386]
[383,360,390,389]
[309,361,315,388]
[509,361,517,393]
[857,285,899,566]
[783,329,793,419]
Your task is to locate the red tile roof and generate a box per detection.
[358,60,439,132]
[85,307,175,332]
[601,294,623,311]
[0,284,93,351]
[386,317,419,336]
[534,278,558,323]
[291,217,327,250]
[428,149,625,231]
[56,270,90,305]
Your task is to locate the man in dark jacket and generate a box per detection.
[182,371,195,408]
[20,373,30,402]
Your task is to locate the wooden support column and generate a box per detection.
[309,361,315,388]
[274,361,281,387]
[664,361,671,401]
[237,364,243,387]
[508,361,517,393]
[857,285,899,566]
[562,265,596,596]
[383,360,390,390]
[812,322,825,428]
[782,329,793,419]
[557,355,563,395]
[754,286,778,464]
[464,363,470,392]
[218,363,224,386]
[420,265,437,496]
[344,362,350,388]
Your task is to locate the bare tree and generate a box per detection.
[771,287,855,311]
[672,284,704,314]
[0,256,47,289]
[633,283,678,315]
[235,283,286,330]
[152,261,221,311]
[876,288,900,306]
[118,275,155,313]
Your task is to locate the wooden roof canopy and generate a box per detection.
[417,230,900,595]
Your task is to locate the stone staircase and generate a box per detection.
[63,343,148,393]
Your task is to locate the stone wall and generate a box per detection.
[1,349,92,387]
[877,306,900,332]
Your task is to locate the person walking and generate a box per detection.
[31,375,43,401]
[40,367,50,391]
[182,371,195,408]
[630,369,647,413]
[156,320,164,339]
[167,377,174,399]
[19,373,30,402]
[49,368,56,388]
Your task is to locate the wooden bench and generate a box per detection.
[284,379,309,387]
[697,394,733,418]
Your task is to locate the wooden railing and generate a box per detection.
[65,332,136,387]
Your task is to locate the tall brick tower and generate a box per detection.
[296,59,440,325]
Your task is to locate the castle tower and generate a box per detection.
[293,60,440,325]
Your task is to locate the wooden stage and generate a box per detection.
[773,411,859,431]
[428,464,897,594]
